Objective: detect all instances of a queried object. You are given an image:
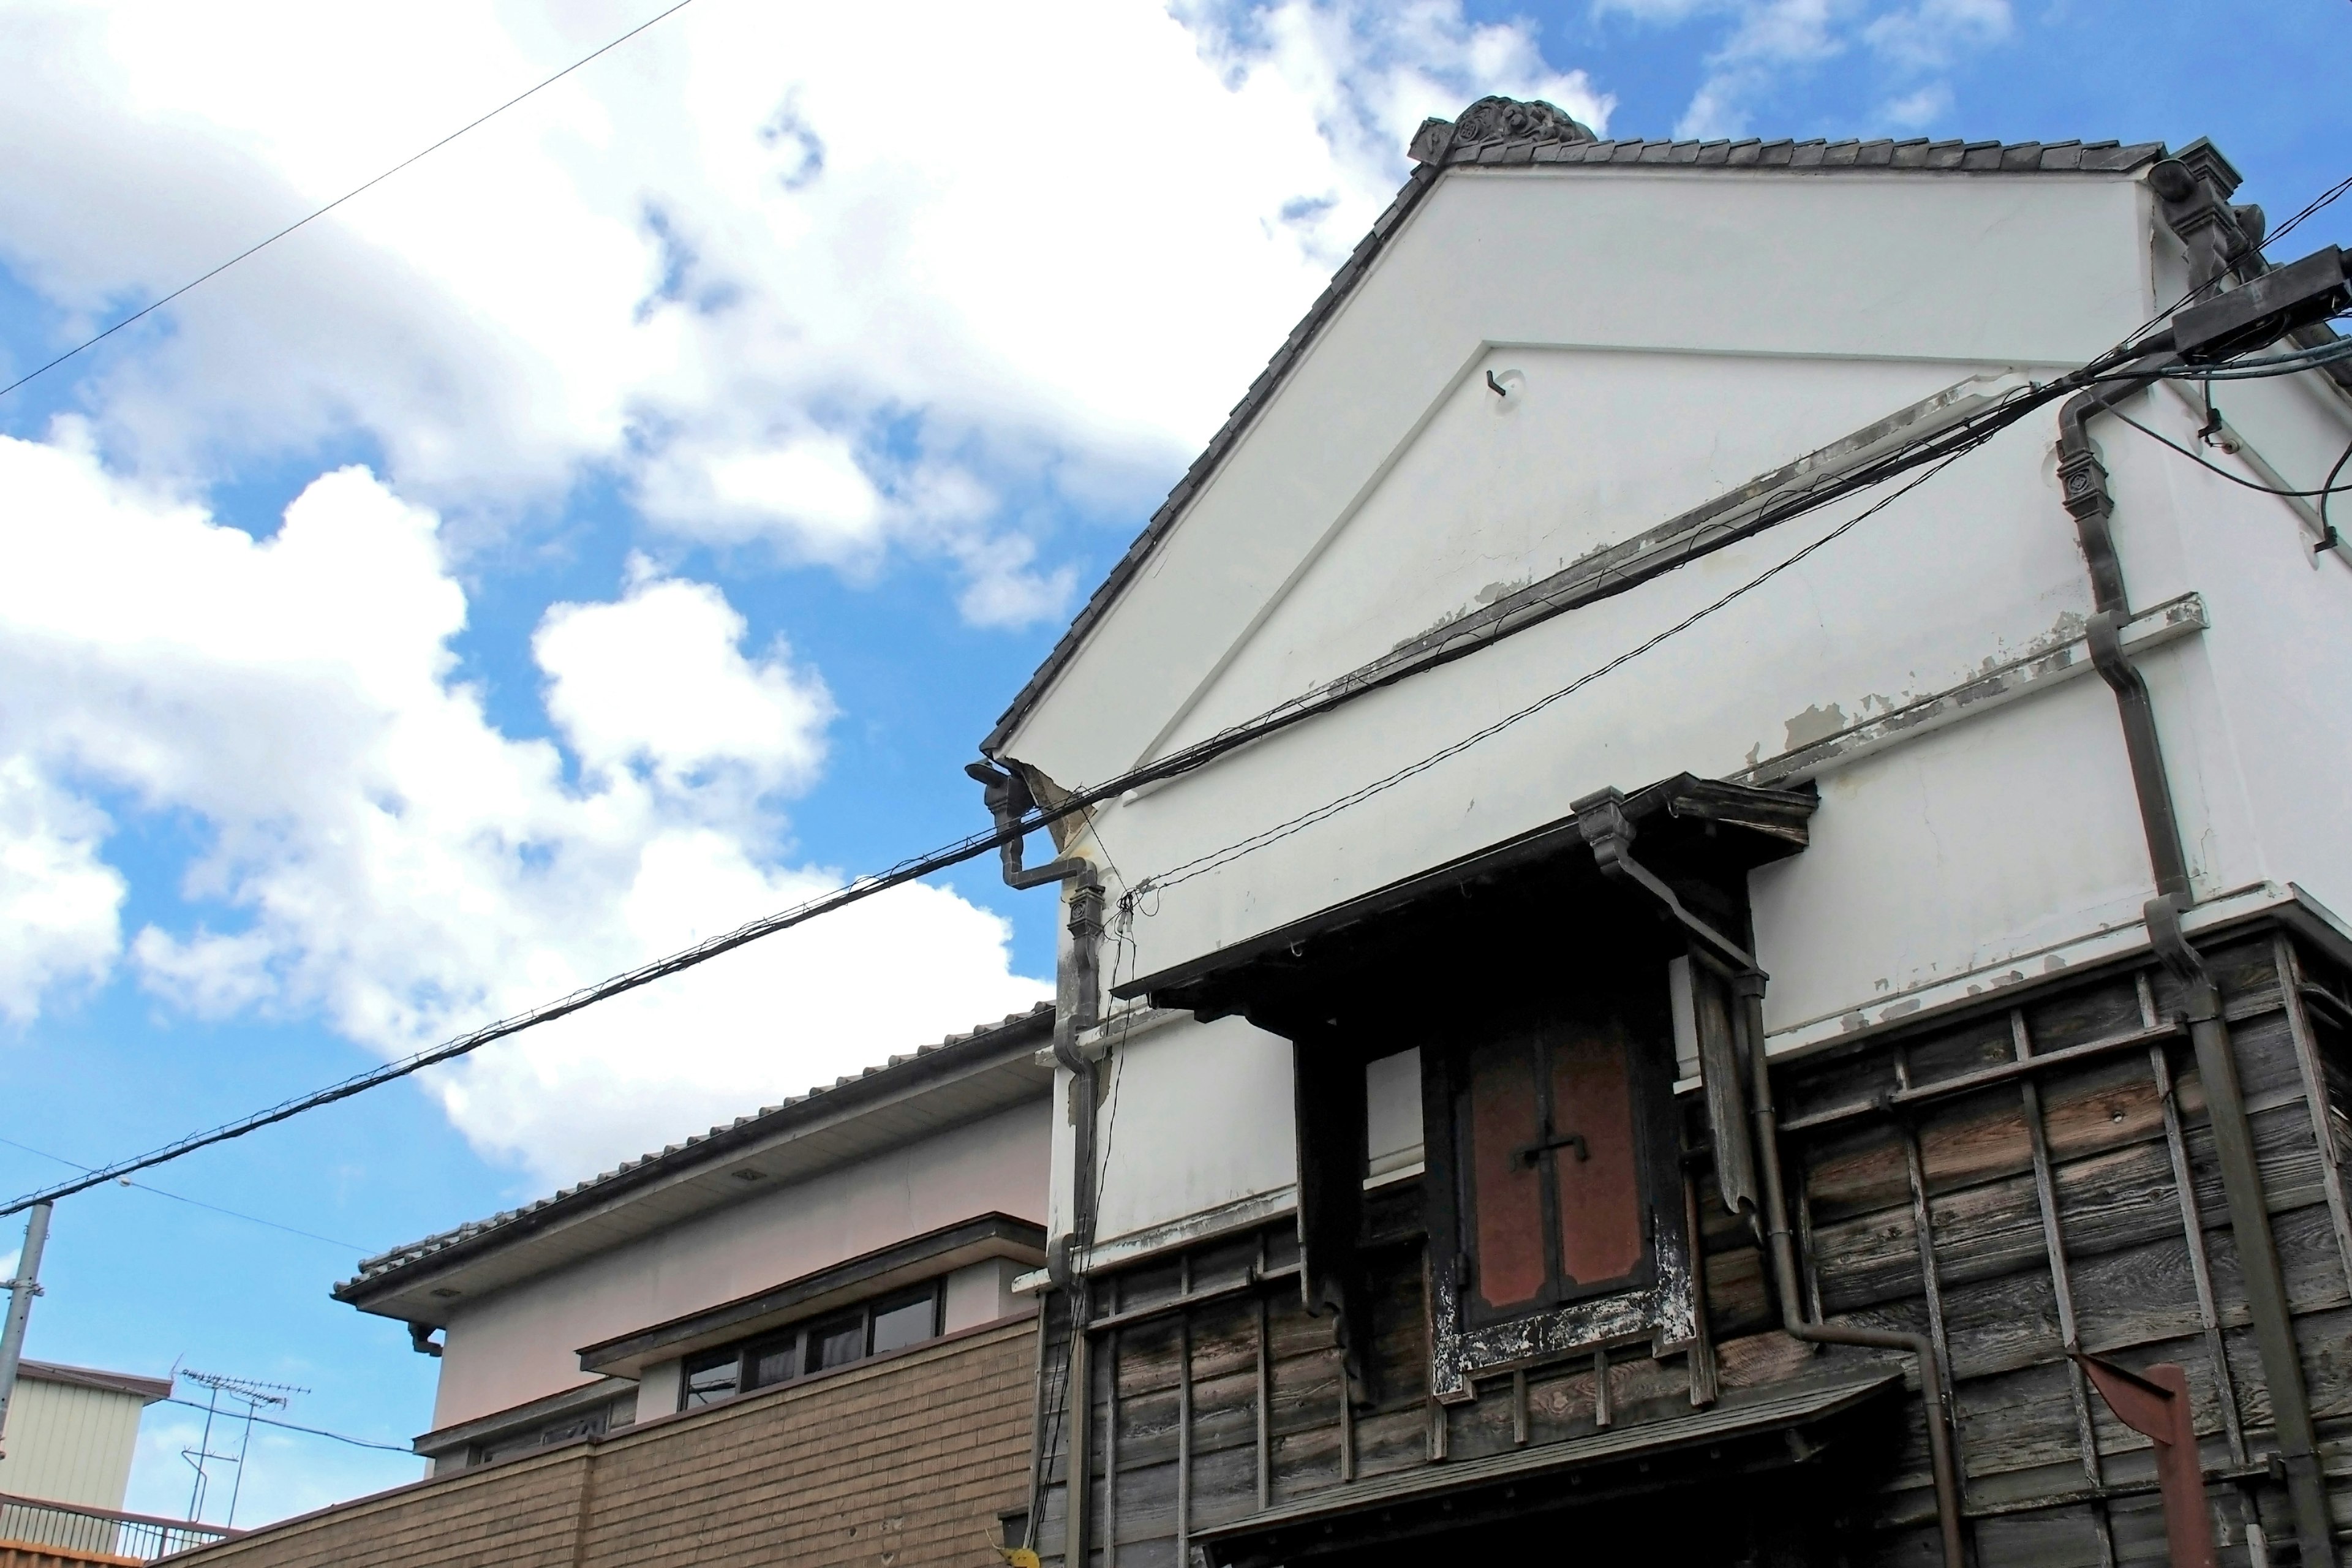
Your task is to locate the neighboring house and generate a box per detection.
[981,100,2352,1568]
[0,1360,183,1562]
[176,1005,1054,1568]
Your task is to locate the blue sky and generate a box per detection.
[1,0,2345,1529]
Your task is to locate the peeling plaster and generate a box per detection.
[1736,594,2207,790]
[1783,703,1850,752]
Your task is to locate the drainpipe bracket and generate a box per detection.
[2058,447,2111,520]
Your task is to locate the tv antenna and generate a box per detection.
[179,1370,307,1528]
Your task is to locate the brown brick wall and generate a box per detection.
[177,1316,1037,1568]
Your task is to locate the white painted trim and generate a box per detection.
[1763,881,2294,1059]
[1013,1183,1303,1296]
[1118,364,2054,801]
[1733,592,2207,788]
[1085,1186,1298,1276]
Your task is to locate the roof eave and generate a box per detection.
[333,1005,1054,1317]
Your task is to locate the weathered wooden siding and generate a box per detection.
[1040,924,2352,1567]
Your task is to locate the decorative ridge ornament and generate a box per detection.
[1408,96,1597,164]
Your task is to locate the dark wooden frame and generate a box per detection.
[1422,986,1694,1404]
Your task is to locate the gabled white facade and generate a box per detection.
[993,134,2352,1264]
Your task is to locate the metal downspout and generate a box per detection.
[2057,386,2339,1568]
[1742,978,1969,1568]
[1575,797,1966,1568]
[1049,879,1106,1568]
[971,760,1107,1562]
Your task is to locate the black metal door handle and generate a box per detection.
[1514,1131,1588,1166]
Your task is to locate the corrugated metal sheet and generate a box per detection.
[0,1374,149,1512]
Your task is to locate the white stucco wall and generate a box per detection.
[1076,1013,1297,1248]
[1002,158,2352,1255]
[432,1100,1049,1430]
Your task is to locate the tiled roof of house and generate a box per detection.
[1427,134,2162,173]
[979,96,2170,756]
[334,1003,1054,1295]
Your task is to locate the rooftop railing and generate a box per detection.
[0,1490,238,1564]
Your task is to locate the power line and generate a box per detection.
[1134,442,1992,897]
[0,1136,364,1251]
[2119,168,2352,355]
[158,1396,411,1455]
[1,824,1017,1217]
[10,240,2350,1219]
[2107,408,2352,499]
[0,0,702,402]
[4,386,2032,1216]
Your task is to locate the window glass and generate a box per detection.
[807,1313,865,1373]
[682,1349,739,1409]
[868,1289,940,1355]
[744,1334,799,1392]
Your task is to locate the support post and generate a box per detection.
[0,1202,55,1459]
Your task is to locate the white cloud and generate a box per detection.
[1863,0,2009,69]
[0,1,1608,623]
[0,757,125,1021]
[1880,83,1954,129]
[534,559,832,799]
[1596,0,2007,140]
[0,432,1046,1183]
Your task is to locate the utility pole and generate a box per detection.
[0,1201,54,1461]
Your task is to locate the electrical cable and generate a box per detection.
[1132,442,1991,898]
[1128,309,2352,899]
[1,822,1019,1218]
[0,0,701,402]
[2117,167,2352,354]
[0,1134,364,1251]
[2322,435,2352,549]
[2105,408,2352,498]
[2262,173,2352,254]
[0,382,2063,1219]
[157,1396,412,1454]
[2075,337,2352,390]
[11,241,2350,1221]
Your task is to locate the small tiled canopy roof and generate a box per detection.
[979,96,2168,758]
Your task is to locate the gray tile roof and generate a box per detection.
[334,1003,1054,1294]
[979,99,2170,757]
[1431,134,2163,173]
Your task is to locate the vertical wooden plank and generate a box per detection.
[1682,1169,1719,1408]
[2013,1010,2117,1568]
[2276,936,2352,1297]
[1510,1368,1529,1447]
[1254,1237,1272,1511]
[2141,971,2247,1464]
[1337,1348,1355,1484]
[1795,1145,1825,1322]
[1893,1044,1957,1423]
[1068,1321,1092,1568]
[1103,1325,1119,1568]
[1175,1311,1191,1568]
[1591,1349,1613,1429]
